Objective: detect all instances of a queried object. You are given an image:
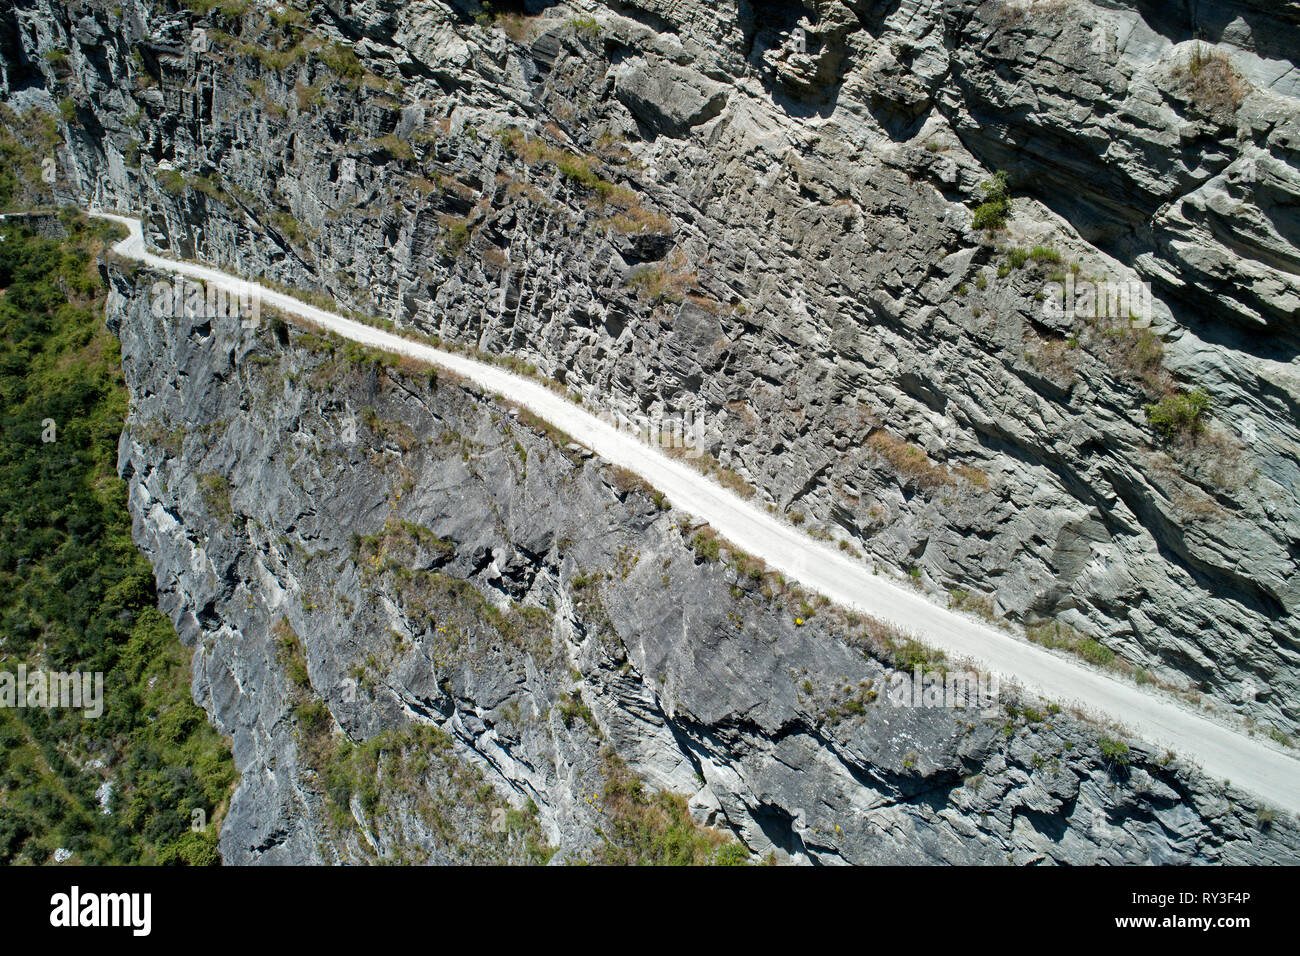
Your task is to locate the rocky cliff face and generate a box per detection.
[7,0,1296,736]
[105,268,1299,862]
[4,0,1299,861]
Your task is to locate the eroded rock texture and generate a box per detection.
[105,271,1300,863]
[4,0,1298,861]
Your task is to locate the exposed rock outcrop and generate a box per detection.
[4,0,1298,860]
[105,267,1300,863]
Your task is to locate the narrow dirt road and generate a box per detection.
[92,210,1300,815]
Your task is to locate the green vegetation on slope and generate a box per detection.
[1144,388,1211,441]
[972,170,1011,232]
[0,211,237,864]
[276,617,556,865]
[0,103,60,211]
[595,750,749,865]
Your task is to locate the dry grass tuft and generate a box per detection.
[1171,44,1247,121]
[867,430,954,490]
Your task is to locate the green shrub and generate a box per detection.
[690,531,722,562]
[1027,620,1121,672]
[889,638,945,675]
[1144,388,1210,441]
[557,693,598,732]
[1175,44,1247,120]
[182,0,250,15]
[157,168,187,195]
[370,133,413,162]
[156,828,221,866]
[568,15,600,38]
[440,216,470,255]
[1116,328,1164,384]
[295,699,332,736]
[595,751,746,865]
[971,171,1011,231]
[197,472,232,519]
[1099,737,1130,766]
[1078,638,1115,667]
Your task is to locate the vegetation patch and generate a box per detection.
[557,693,599,734]
[594,751,747,865]
[567,16,601,39]
[0,212,236,864]
[884,635,947,675]
[971,171,1011,232]
[1027,620,1116,668]
[1098,736,1131,767]
[1144,388,1210,442]
[609,465,669,510]
[948,588,997,623]
[369,133,413,162]
[624,256,696,305]
[439,215,471,256]
[867,430,954,490]
[1171,44,1247,121]
[307,719,556,864]
[0,104,62,210]
[317,41,364,80]
[690,528,723,563]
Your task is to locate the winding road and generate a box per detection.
[91,210,1300,815]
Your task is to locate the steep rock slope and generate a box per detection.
[106,266,1300,863]
[4,0,1294,735]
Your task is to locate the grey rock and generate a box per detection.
[6,0,1299,860]
[101,272,1300,864]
